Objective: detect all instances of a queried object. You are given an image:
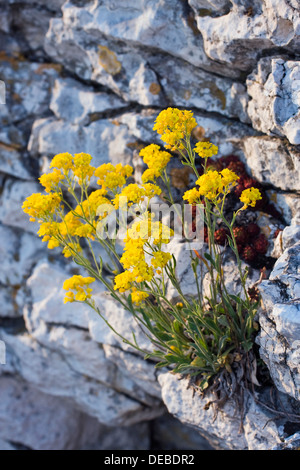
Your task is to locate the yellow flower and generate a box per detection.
[62,242,82,258]
[37,221,60,248]
[73,153,95,181]
[63,275,95,303]
[87,190,111,217]
[220,168,239,188]
[94,163,133,190]
[22,193,61,222]
[59,211,82,237]
[75,223,96,239]
[132,262,154,283]
[141,168,161,183]
[114,270,136,292]
[240,187,262,209]
[113,183,161,209]
[39,169,64,193]
[151,220,174,245]
[151,251,172,269]
[183,187,200,204]
[140,144,171,182]
[153,108,198,150]
[142,183,162,200]
[47,239,60,250]
[194,141,218,159]
[196,170,223,200]
[131,290,149,305]
[120,238,146,270]
[50,153,74,172]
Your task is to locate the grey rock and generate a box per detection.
[88,291,154,354]
[50,77,127,125]
[23,260,164,416]
[258,242,300,401]
[1,329,163,427]
[272,431,300,450]
[45,0,239,79]
[0,225,45,286]
[195,0,300,72]
[247,58,300,145]
[0,375,105,450]
[271,225,300,258]
[148,55,250,123]
[267,190,300,226]
[158,371,288,450]
[243,136,300,191]
[28,117,134,167]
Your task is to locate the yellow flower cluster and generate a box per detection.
[240,187,262,209]
[39,169,64,193]
[151,251,172,269]
[153,108,198,150]
[94,163,133,191]
[114,214,173,299]
[37,221,60,249]
[139,144,171,183]
[22,193,61,222]
[182,187,200,205]
[113,183,161,209]
[63,275,95,303]
[62,242,82,258]
[73,153,95,181]
[50,152,74,172]
[183,168,240,203]
[194,141,218,159]
[130,290,149,306]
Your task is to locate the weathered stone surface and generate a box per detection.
[28,117,134,168]
[0,224,45,286]
[247,58,300,145]
[152,413,213,450]
[1,0,300,451]
[188,0,230,15]
[88,291,154,354]
[1,328,164,427]
[267,190,300,226]
[195,0,300,72]
[0,375,105,450]
[258,241,300,401]
[45,0,240,80]
[243,136,300,191]
[50,77,128,125]
[271,225,300,258]
[158,371,294,450]
[272,431,300,450]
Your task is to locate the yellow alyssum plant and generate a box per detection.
[22,108,262,394]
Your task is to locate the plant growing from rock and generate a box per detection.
[22,108,266,409]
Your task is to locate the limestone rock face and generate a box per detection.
[247,58,300,145]
[0,0,300,451]
[194,0,300,72]
[158,371,300,450]
[243,136,300,191]
[257,241,300,401]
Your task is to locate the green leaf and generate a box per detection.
[204,252,216,268]
[217,315,230,328]
[165,354,185,364]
